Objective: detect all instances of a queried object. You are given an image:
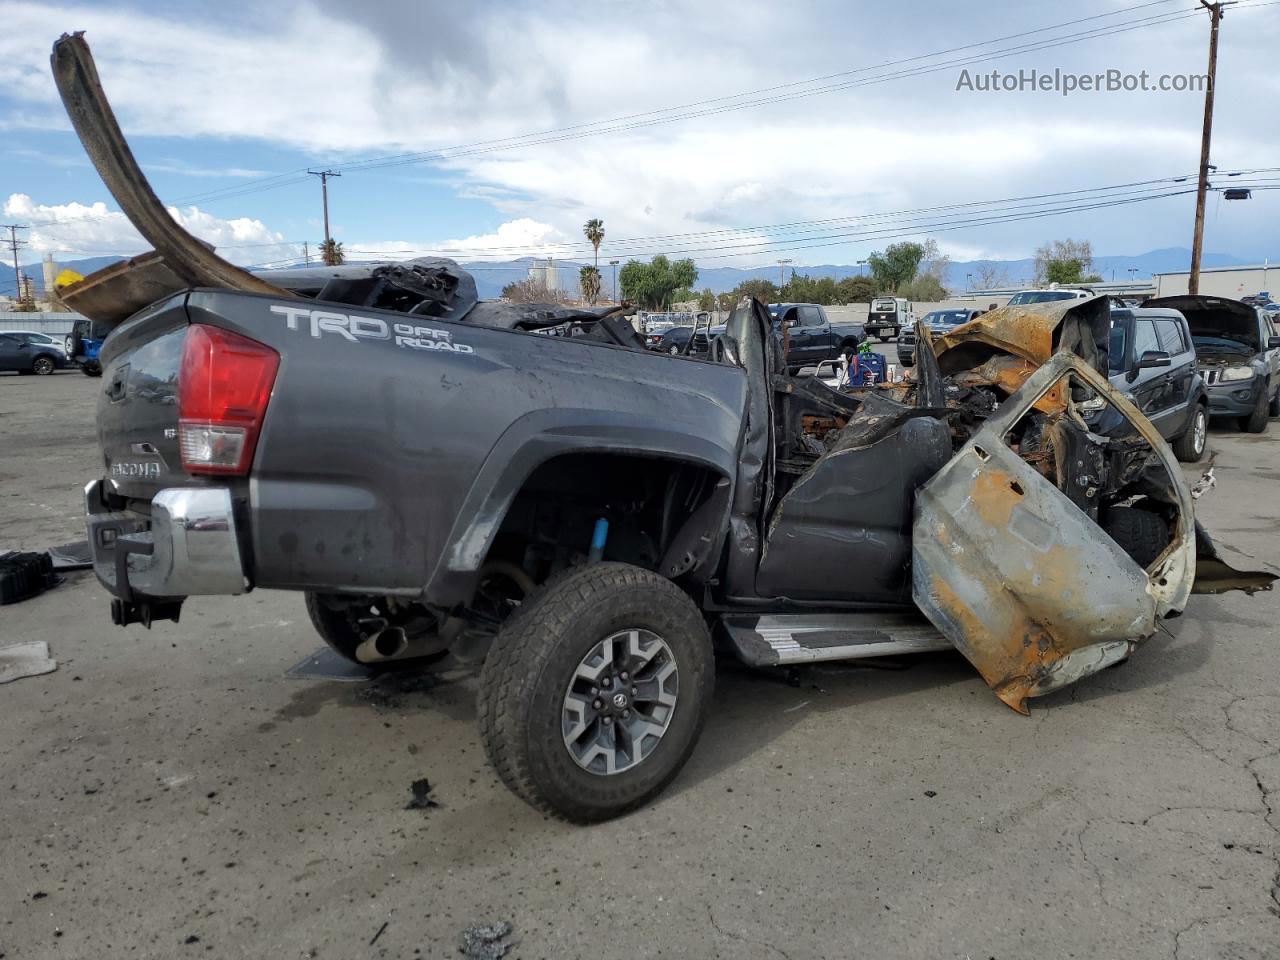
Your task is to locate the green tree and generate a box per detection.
[618,255,699,309]
[729,278,780,303]
[1034,238,1094,285]
[583,218,605,270]
[716,291,737,312]
[501,277,566,304]
[899,275,949,301]
[866,242,925,293]
[697,288,715,312]
[835,274,876,304]
[866,242,924,293]
[1045,259,1086,285]
[319,238,345,266]
[578,265,602,303]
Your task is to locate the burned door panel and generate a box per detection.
[913,353,1196,714]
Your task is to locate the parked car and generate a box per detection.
[1007,287,1095,305]
[1145,295,1280,433]
[1101,308,1208,461]
[897,308,984,366]
[765,302,864,370]
[645,324,694,354]
[0,331,68,375]
[5,329,69,356]
[65,317,107,376]
[865,296,914,341]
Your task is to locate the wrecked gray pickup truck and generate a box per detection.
[54,33,1272,822]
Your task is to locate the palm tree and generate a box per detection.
[583,218,604,270]
[320,238,345,266]
[579,265,601,304]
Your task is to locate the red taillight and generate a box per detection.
[177,324,279,475]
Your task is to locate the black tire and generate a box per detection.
[668,344,681,355]
[1172,404,1207,463]
[81,363,102,378]
[478,562,714,822]
[1103,506,1169,568]
[31,355,56,376]
[1243,387,1269,433]
[1269,388,1280,418]
[304,592,447,668]
[839,340,859,361]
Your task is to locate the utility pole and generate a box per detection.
[857,259,866,277]
[609,259,619,302]
[303,241,311,265]
[777,258,793,290]
[308,170,341,263]
[3,224,29,305]
[1189,0,1227,295]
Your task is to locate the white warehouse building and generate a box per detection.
[1151,262,1276,299]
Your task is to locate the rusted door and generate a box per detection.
[913,354,1195,714]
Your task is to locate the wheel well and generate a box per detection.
[481,452,726,590]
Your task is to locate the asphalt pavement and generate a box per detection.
[2,367,1278,959]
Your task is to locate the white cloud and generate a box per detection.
[3,193,299,266]
[1,0,1276,265]
[346,219,568,261]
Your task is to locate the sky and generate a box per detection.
[1,0,1278,273]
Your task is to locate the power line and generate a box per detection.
[159,0,1237,209]
[335,170,1280,261]
[21,0,1273,233]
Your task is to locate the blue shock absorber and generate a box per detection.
[588,517,609,564]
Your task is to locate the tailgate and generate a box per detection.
[96,295,189,503]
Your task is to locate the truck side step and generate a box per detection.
[720,611,950,666]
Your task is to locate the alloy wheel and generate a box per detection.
[561,628,678,775]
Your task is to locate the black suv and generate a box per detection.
[1107,307,1208,461]
[1145,295,1280,433]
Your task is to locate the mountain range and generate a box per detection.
[4,248,1269,301]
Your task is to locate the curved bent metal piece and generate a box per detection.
[50,33,287,298]
[913,352,1197,716]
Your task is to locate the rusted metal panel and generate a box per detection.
[49,33,287,327]
[913,353,1196,714]
[58,252,188,327]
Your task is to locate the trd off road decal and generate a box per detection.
[269,305,475,355]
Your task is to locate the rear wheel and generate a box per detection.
[1103,506,1169,568]
[1269,388,1280,418]
[81,363,102,378]
[1172,405,1207,462]
[668,344,681,355]
[1243,388,1269,433]
[478,562,713,822]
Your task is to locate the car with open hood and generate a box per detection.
[1144,294,1280,433]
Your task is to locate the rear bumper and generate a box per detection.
[84,479,247,601]
[1205,380,1262,417]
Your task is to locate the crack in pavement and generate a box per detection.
[706,904,795,960]
[1172,912,1232,960]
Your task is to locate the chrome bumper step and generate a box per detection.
[721,611,951,666]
